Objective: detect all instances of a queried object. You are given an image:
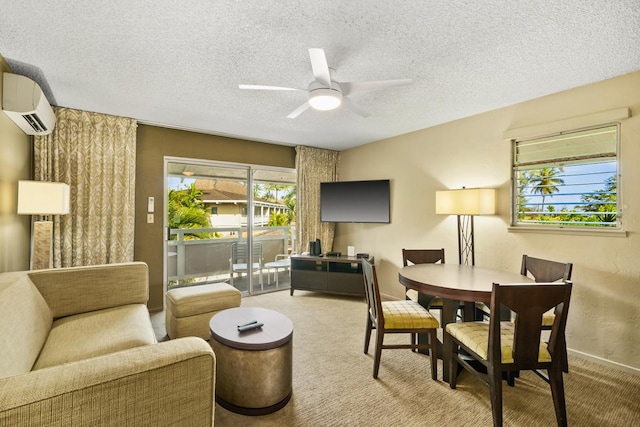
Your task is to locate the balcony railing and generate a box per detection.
[167,225,294,292]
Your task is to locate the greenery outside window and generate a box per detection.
[512,124,620,229]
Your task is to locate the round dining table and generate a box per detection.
[399,263,531,303]
[398,263,531,382]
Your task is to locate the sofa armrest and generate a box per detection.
[27,262,149,318]
[0,337,215,427]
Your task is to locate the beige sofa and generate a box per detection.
[0,262,216,426]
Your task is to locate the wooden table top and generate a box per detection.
[210,307,293,351]
[398,264,531,303]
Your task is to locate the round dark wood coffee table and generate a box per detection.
[209,307,293,415]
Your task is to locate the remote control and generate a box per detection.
[237,322,264,332]
[237,320,258,328]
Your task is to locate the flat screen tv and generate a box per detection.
[320,179,390,223]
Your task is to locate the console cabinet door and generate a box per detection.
[326,272,364,295]
[291,269,327,291]
[290,256,365,296]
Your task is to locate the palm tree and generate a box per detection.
[516,170,533,219]
[257,183,290,203]
[527,168,565,218]
[282,186,296,224]
[168,184,212,239]
[580,175,617,224]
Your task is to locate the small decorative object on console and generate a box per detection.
[309,239,323,256]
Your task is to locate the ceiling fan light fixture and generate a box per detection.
[308,88,342,111]
[239,48,408,118]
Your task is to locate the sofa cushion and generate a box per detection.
[33,304,157,370]
[28,262,149,318]
[0,273,53,379]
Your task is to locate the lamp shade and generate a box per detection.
[435,188,495,215]
[17,180,70,215]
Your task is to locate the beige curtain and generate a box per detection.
[34,107,137,267]
[295,145,339,254]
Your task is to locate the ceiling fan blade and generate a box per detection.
[286,102,311,119]
[341,79,413,96]
[308,48,331,87]
[342,97,371,118]
[239,84,302,91]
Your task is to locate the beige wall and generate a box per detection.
[336,71,640,371]
[0,54,32,273]
[135,124,296,310]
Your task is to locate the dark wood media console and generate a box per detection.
[290,255,367,296]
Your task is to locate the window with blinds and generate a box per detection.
[512,124,619,228]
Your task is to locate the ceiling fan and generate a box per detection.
[239,48,412,119]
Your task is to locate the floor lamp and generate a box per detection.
[435,188,495,265]
[17,180,70,270]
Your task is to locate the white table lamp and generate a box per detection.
[17,180,70,269]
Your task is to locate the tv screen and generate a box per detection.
[320,179,390,223]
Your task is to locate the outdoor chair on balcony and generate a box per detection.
[229,242,264,290]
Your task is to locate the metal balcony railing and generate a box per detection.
[167,225,294,292]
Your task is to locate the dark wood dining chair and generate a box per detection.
[361,258,439,380]
[477,254,573,377]
[446,280,573,427]
[521,255,573,373]
[402,248,446,314]
[402,248,449,352]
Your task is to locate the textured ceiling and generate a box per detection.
[1,1,639,151]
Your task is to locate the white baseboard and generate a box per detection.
[380,292,401,301]
[568,348,640,376]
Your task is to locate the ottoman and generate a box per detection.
[166,283,241,340]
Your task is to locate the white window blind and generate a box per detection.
[512,124,619,228]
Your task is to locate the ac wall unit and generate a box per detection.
[2,72,55,135]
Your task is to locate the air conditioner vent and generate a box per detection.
[23,113,48,133]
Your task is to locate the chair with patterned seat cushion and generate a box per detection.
[402,248,448,352]
[402,249,445,304]
[477,254,573,377]
[445,280,573,427]
[402,248,457,317]
[402,249,466,341]
[521,255,573,373]
[361,257,439,380]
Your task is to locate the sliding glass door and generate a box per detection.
[165,158,295,295]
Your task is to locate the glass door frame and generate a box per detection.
[164,156,295,296]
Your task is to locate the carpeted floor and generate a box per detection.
[151,290,640,426]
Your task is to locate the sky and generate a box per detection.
[168,177,195,190]
[520,161,616,211]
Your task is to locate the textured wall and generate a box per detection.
[0,54,32,272]
[336,71,640,371]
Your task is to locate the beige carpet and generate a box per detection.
[152,290,640,426]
